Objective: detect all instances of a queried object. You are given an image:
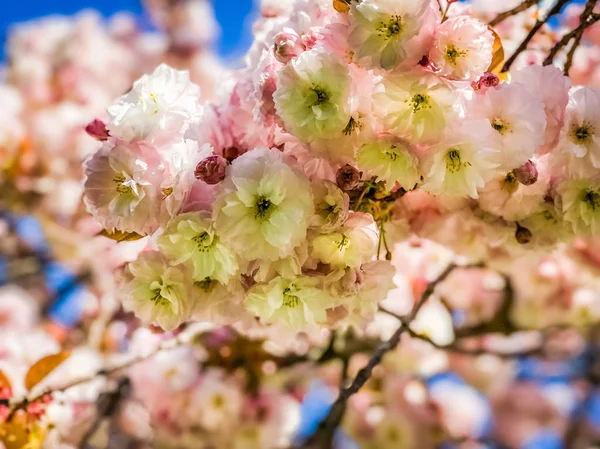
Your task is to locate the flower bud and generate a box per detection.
[472,72,499,91]
[223,147,240,162]
[515,224,532,244]
[195,155,228,184]
[336,164,361,191]
[85,119,110,141]
[514,160,538,186]
[273,29,305,64]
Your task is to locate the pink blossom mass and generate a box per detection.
[4,0,600,448]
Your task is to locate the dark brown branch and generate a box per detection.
[503,0,573,72]
[543,0,600,71]
[489,0,539,27]
[564,29,586,75]
[297,262,482,449]
[544,0,600,72]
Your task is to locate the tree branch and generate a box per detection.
[503,0,573,72]
[377,304,542,359]
[297,262,482,448]
[489,0,539,27]
[542,0,600,71]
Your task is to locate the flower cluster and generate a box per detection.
[2,0,600,448]
[83,0,600,338]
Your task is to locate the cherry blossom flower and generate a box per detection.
[429,15,494,82]
[213,148,314,261]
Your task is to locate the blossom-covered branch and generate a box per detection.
[298,263,476,448]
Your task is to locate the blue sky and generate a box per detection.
[0,0,256,58]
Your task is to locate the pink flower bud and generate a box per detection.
[514,160,538,186]
[273,29,305,64]
[85,119,110,141]
[472,72,499,91]
[195,155,228,184]
[336,164,361,191]
[223,147,240,162]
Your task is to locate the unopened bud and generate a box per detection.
[273,29,305,64]
[336,164,361,191]
[85,119,110,141]
[515,224,532,244]
[514,160,538,186]
[195,155,228,184]
[472,72,499,91]
[223,147,240,162]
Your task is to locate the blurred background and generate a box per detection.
[0,0,256,61]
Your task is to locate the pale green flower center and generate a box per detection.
[491,117,511,135]
[150,286,171,306]
[377,15,403,40]
[502,171,518,194]
[318,200,341,218]
[309,85,330,106]
[343,117,361,136]
[385,145,399,161]
[409,93,431,113]
[571,122,594,144]
[282,287,301,308]
[445,44,467,66]
[445,149,464,173]
[337,234,350,250]
[255,196,275,220]
[195,277,216,293]
[114,174,133,195]
[192,231,214,252]
[583,188,600,211]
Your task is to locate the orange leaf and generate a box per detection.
[487,26,505,74]
[0,421,45,449]
[0,370,12,396]
[24,351,71,391]
[333,0,350,13]
[98,229,145,242]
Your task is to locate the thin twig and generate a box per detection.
[557,0,598,73]
[489,0,539,27]
[406,328,541,359]
[7,330,194,419]
[298,263,485,448]
[377,306,541,359]
[545,2,600,67]
[503,0,572,72]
